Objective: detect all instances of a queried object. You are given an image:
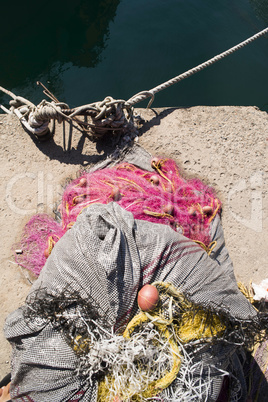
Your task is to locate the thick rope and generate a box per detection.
[0,27,267,144]
[125,27,268,107]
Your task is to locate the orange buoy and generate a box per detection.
[138,284,159,312]
[74,196,85,204]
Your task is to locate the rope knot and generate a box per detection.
[88,96,137,139]
[32,100,69,124]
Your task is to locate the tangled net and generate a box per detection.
[96,283,225,401]
[15,157,221,276]
[24,283,233,401]
[15,214,65,276]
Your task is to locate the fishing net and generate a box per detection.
[14,214,65,276]
[5,145,268,401]
[60,158,220,241]
[97,281,228,401]
[14,150,221,276]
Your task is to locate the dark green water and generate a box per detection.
[1,0,268,110]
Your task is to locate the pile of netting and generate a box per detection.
[20,282,258,402]
[19,281,268,401]
[15,157,221,277]
[97,281,229,402]
[6,187,268,401]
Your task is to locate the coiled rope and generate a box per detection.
[0,27,267,148]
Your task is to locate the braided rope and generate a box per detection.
[125,27,268,107]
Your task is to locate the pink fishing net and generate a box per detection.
[15,214,65,277]
[15,157,221,276]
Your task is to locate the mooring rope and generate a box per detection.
[125,26,268,108]
[0,26,267,147]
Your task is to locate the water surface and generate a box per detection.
[0,0,267,110]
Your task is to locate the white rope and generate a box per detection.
[0,85,36,108]
[13,108,50,136]
[0,26,267,145]
[125,27,268,107]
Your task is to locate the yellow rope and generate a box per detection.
[193,240,217,255]
[47,235,60,255]
[115,163,137,172]
[65,201,69,216]
[208,198,221,223]
[66,221,75,229]
[116,176,146,193]
[237,281,255,305]
[151,159,175,192]
[121,312,181,400]
[143,208,172,219]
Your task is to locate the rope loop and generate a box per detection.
[125,90,155,108]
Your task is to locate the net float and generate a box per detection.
[74,196,85,204]
[163,203,174,215]
[44,248,50,259]
[78,177,87,187]
[151,156,161,168]
[150,174,159,185]
[138,284,159,312]
[188,206,197,216]
[112,397,122,402]
[202,205,213,215]
[111,186,121,201]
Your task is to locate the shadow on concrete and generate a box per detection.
[137,107,180,137]
[21,122,121,167]
[18,107,180,165]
